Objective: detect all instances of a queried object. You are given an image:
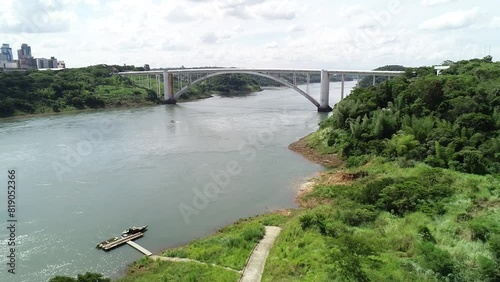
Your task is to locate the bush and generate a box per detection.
[375,178,451,216]
[337,205,379,226]
[359,178,396,205]
[469,216,500,241]
[478,256,500,281]
[418,226,436,243]
[450,149,489,175]
[418,242,455,277]
[345,155,371,168]
[489,234,500,260]
[241,225,264,242]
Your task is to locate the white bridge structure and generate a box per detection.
[118,68,404,112]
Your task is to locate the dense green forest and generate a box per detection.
[311,56,500,175]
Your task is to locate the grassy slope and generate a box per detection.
[116,214,289,281]
[262,160,500,281]
[116,159,499,281]
[115,259,240,282]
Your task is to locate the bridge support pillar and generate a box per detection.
[164,72,176,104]
[318,70,332,112]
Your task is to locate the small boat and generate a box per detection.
[121,225,148,237]
[96,237,119,249]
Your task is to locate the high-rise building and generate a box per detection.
[18,43,32,58]
[17,43,36,69]
[0,44,13,62]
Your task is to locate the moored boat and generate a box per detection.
[96,237,119,249]
[121,225,148,237]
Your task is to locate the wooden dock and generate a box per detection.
[100,232,144,251]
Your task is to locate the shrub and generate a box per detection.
[418,226,437,243]
[478,256,500,281]
[450,149,489,175]
[241,225,265,242]
[345,155,371,168]
[338,205,379,226]
[489,234,500,260]
[359,178,396,205]
[418,242,455,277]
[469,216,500,241]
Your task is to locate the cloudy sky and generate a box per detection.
[0,0,498,69]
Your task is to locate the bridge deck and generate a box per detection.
[118,68,405,76]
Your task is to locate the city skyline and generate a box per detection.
[0,0,499,69]
[0,42,64,69]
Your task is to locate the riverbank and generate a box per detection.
[113,133,500,281]
[0,100,159,121]
[112,137,341,282]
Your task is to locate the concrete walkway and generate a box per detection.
[127,241,153,256]
[150,255,242,273]
[239,226,282,282]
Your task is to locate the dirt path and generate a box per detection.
[150,255,242,273]
[239,226,282,282]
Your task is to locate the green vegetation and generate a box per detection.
[49,272,110,282]
[112,213,289,282]
[311,56,500,174]
[358,65,406,88]
[263,162,500,281]
[115,259,240,282]
[0,65,159,118]
[0,66,264,118]
[180,74,262,100]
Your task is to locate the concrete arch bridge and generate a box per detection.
[118,68,404,112]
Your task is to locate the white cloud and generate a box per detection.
[490,17,500,28]
[0,0,78,33]
[421,0,456,7]
[265,41,278,48]
[287,25,304,32]
[420,7,480,30]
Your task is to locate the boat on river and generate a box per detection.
[121,225,148,237]
[96,237,119,249]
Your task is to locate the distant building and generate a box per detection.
[17,44,36,69]
[0,60,18,70]
[0,44,13,62]
[18,43,32,57]
[36,57,65,69]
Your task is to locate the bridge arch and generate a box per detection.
[173,71,320,107]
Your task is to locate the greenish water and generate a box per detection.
[0,82,354,282]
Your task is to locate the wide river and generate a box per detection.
[0,81,355,282]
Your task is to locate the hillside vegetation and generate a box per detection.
[309,56,500,175]
[0,66,263,118]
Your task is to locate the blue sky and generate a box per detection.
[0,0,498,69]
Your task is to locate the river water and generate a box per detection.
[0,81,355,282]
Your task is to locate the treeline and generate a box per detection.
[312,56,500,174]
[358,65,406,87]
[180,73,262,99]
[0,65,159,118]
[0,65,269,118]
